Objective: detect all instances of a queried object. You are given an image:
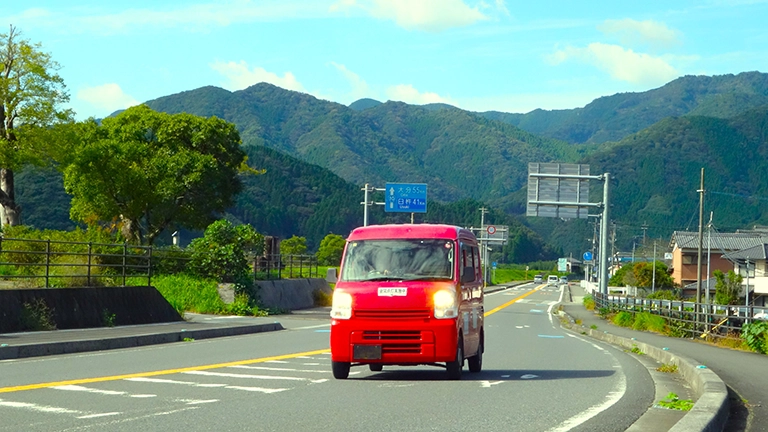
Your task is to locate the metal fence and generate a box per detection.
[0,236,321,288]
[253,254,320,281]
[591,290,768,339]
[0,237,155,288]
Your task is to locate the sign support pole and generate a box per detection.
[598,173,611,296]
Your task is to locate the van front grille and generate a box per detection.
[355,309,431,319]
[362,330,421,341]
[382,344,422,354]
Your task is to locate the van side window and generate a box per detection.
[472,246,481,279]
[460,243,476,282]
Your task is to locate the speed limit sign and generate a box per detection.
[487,225,496,235]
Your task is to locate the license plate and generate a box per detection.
[353,344,382,360]
[378,287,407,297]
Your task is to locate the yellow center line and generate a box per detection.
[485,284,545,317]
[0,348,330,394]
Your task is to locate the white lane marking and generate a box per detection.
[292,323,332,330]
[77,412,122,419]
[501,375,511,378]
[530,309,544,313]
[154,407,198,416]
[53,385,156,398]
[225,386,289,394]
[229,365,327,373]
[548,286,567,326]
[124,377,288,394]
[183,370,328,384]
[175,399,218,405]
[480,381,504,388]
[520,374,539,380]
[296,356,314,359]
[126,377,227,387]
[0,399,84,415]
[546,335,627,432]
[515,326,524,329]
[302,363,321,366]
[265,360,289,364]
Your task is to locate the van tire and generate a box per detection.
[332,361,350,379]
[446,335,464,380]
[468,333,483,373]
[369,364,383,372]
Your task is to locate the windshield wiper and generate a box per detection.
[403,276,451,281]
[362,276,406,282]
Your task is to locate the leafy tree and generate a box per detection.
[633,261,674,288]
[188,219,264,282]
[713,269,743,305]
[63,105,249,244]
[280,235,307,255]
[316,233,345,266]
[609,263,635,286]
[0,25,72,226]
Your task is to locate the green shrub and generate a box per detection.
[583,295,595,311]
[741,321,768,354]
[646,289,681,300]
[147,274,227,315]
[632,312,667,333]
[612,311,633,327]
[188,220,264,282]
[19,298,56,331]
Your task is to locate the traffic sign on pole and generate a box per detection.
[583,251,593,261]
[385,183,427,213]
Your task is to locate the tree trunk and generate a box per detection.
[0,167,20,226]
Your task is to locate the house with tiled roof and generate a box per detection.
[668,231,768,296]
[723,244,768,307]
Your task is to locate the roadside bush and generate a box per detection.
[583,295,595,311]
[741,320,768,354]
[188,220,264,282]
[632,312,667,333]
[147,274,227,315]
[646,289,681,300]
[19,298,56,331]
[612,311,634,327]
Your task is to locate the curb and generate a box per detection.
[0,323,284,361]
[558,307,729,432]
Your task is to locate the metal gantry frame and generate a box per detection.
[528,171,611,295]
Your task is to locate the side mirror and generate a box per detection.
[326,267,338,283]
[461,267,475,283]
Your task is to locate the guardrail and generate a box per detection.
[590,289,768,339]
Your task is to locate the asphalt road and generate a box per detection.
[0,284,656,432]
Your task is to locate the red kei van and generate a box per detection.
[328,224,484,380]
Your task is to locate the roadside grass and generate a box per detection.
[131,274,228,316]
[657,363,678,373]
[632,312,667,333]
[658,392,694,411]
[583,295,595,311]
[612,311,633,327]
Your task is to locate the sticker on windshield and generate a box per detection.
[378,287,407,297]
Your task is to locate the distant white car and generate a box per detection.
[547,275,559,286]
[560,276,568,285]
[534,274,543,284]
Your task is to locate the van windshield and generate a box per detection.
[341,239,455,282]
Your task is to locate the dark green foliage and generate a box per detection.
[633,261,675,288]
[647,289,681,300]
[188,220,264,282]
[482,72,768,144]
[280,236,307,255]
[20,298,56,331]
[610,264,634,287]
[714,269,743,305]
[16,165,76,231]
[741,320,768,354]
[316,234,345,266]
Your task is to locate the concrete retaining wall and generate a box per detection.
[255,278,331,311]
[0,286,183,333]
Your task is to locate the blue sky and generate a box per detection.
[3,0,768,120]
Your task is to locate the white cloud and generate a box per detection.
[76,83,139,116]
[329,62,370,100]
[210,61,306,92]
[331,0,487,32]
[598,19,680,49]
[547,43,679,86]
[386,84,454,105]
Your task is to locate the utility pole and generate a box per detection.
[598,173,611,296]
[652,241,657,293]
[479,207,489,285]
[641,222,649,246]
[706,212,713,306]
[361,183,385,226]
[610,221,617,276]
[746,257,751,323]
[696,168,705,310]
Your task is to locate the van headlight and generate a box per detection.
[331,290,353,319]
[433,290,458,319]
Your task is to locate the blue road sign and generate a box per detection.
[583,251,593,261]
[385,183,427,213]
[492,262,497,268]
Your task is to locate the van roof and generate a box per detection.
[347,224,475,242]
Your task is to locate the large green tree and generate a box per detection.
[713,269,743,305]
[0,25,71,226]
[63,105,248,244]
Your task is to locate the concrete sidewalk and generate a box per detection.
[0,313,283,361]
[561,283,758,432]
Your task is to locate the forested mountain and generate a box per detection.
[480,71,768,144]
[144,84,587,206]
